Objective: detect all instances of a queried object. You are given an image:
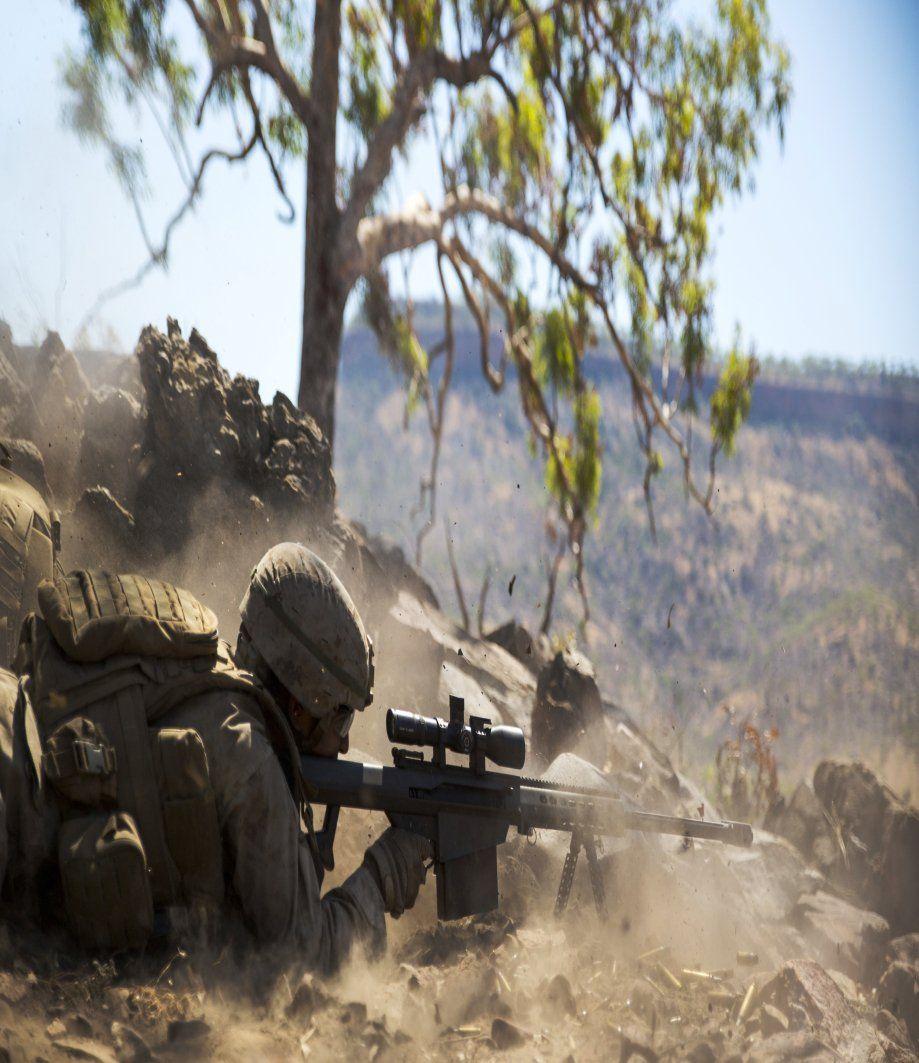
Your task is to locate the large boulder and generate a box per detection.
[764,779,842,875]
[756,960,881,1061]
[879,962,919,1044]
[813,761,919,933]
[790,890,890,982]
[532,646,604,765]
[485,620,551,675]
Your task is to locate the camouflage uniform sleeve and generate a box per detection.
[221,740,387,973]
[173,691,386,974]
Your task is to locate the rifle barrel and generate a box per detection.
[301,755,753,848]
[624,810,753,847]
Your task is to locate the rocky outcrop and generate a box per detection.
[813,760,919,934]
[754,960,881,1061]
[790,890,890,982]
[531,646,604,764]
[127,320,333,555]
[485,620,551,675]
[767,760,918,936]
[0,438,52,502]
[77,386,144,504]
[0,331,89,499]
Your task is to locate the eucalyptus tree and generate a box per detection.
[65,0,788,621]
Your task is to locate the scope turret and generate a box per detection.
[387,697,526,771]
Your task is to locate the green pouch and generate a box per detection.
[58,811,154,951]
[42,716,117,807]
[152,728,223,906]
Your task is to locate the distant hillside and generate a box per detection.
[336,326,919,788]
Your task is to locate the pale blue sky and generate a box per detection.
[1,0,917,403]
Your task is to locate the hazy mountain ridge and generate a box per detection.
[337,328,919,788]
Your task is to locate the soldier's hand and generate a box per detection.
[363,827,432,917]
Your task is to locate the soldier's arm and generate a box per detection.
[170,692,387,973]
[221,743,387,973]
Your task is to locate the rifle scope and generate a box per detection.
[386,707,526,770]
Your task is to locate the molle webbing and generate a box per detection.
[37,571,219,664]
[0,489,31,637]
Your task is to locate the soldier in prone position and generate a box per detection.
[0,543,430,973]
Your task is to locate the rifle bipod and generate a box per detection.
[553,830,608,919]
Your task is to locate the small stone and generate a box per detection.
[686,1043,717,1063]
[546,973,577,1017]
[339,1002,367,1026]
[111,1021,152,1062]
[618,1029,660,1062]
[46,1019,67,1039]
[166,1018,210,1045]
[490,1018,526,1050]
[67,1014,94,1038]
[286,974,330,1022]
[0,973,29,1005]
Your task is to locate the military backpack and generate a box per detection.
[16,569,302,951]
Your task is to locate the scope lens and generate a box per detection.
[484,725,527,769]
[386,708,440,746]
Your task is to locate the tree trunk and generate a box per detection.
[298,0,344,449]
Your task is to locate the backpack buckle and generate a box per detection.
[73,740,116,776]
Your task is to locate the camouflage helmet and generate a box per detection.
[238,543,374,718]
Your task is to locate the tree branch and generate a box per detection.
[337,3,569,259]
[345,184,594,289]
[445,519,471,631]
[182,0,316,128]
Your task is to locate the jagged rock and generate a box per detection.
[489,1017,527,1049]
[21,332,90,500]
[372,591,534,740]
[532,647,604,764]
[129,322,333,558]
[78,387,144,502]
[889,935,919,966]
[0,325,30,438]
[879,962,919,1043]
[485,621,551,675]
[545,973,577,1017]
[110,1021,152,1062]
[790,890,890,982]
[354,524,439,609]
[138,321,254,480]
[875,1007,917,1063]
[764,781,834,862]
[757,960,878,1060]
[286,973,330,1022]
[0,437,52,501]
[71,487,135,540]
[813,760,919,933]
